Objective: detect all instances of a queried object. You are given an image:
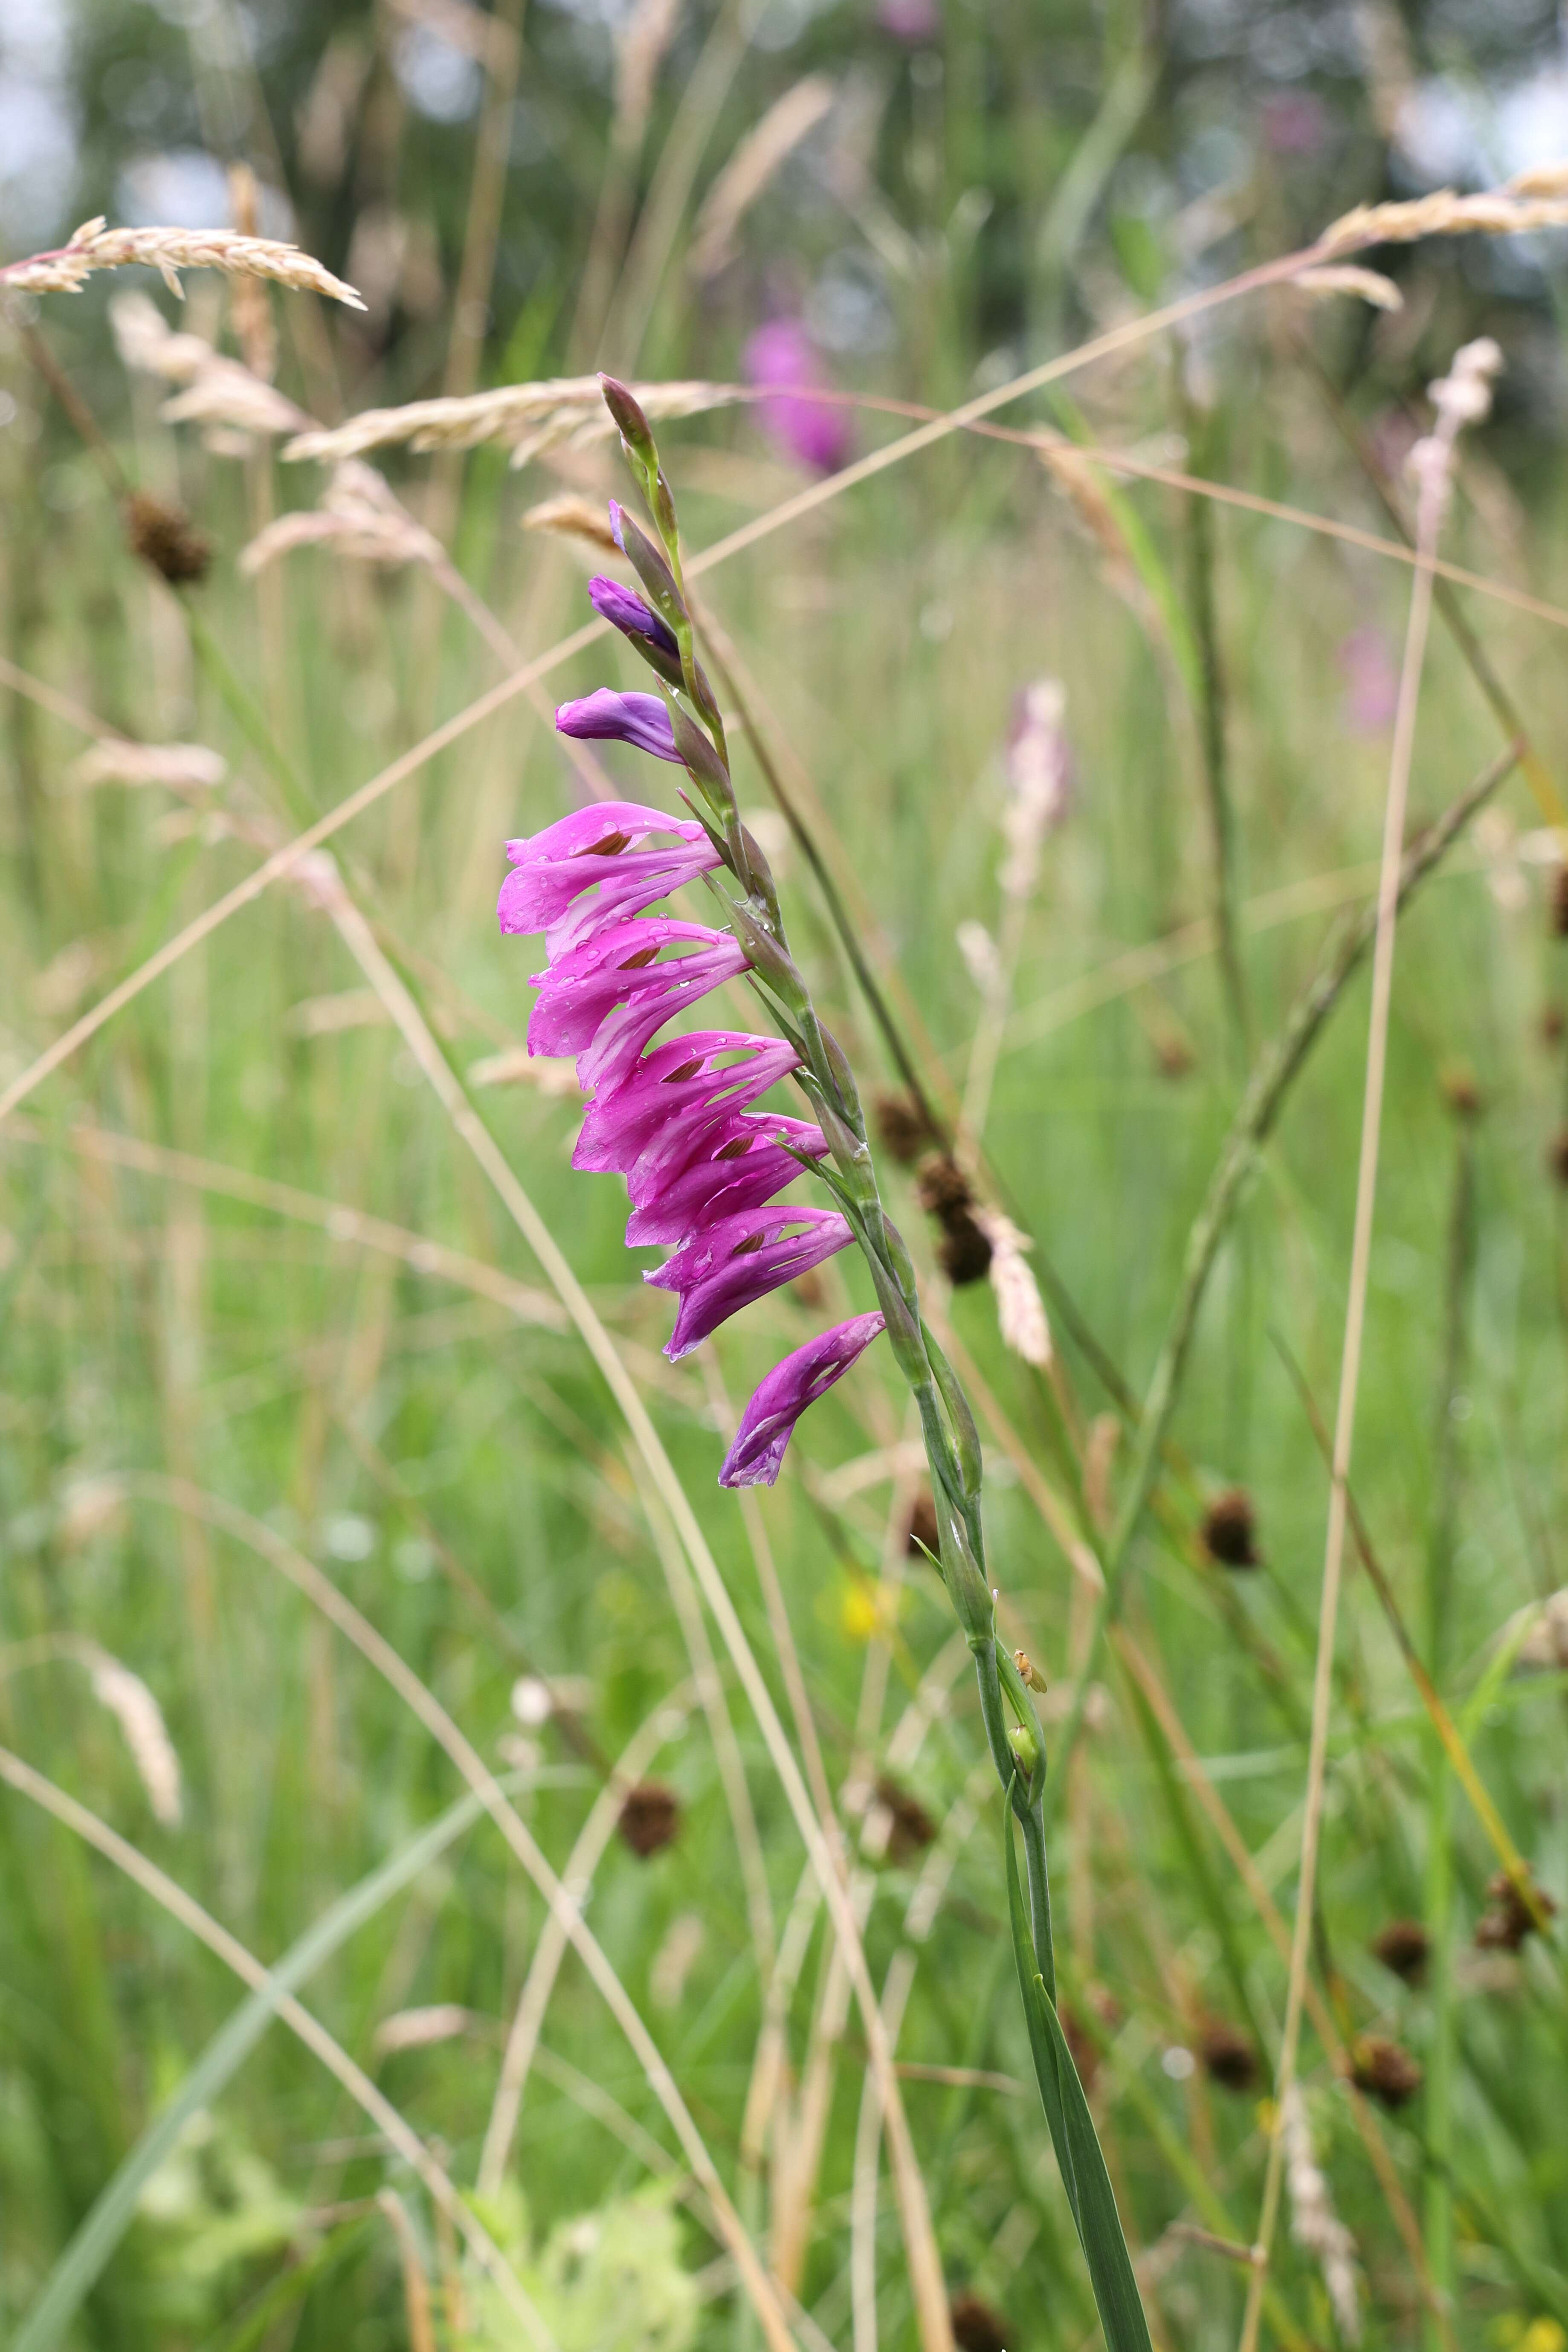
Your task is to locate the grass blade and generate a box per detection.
[1004,1809,1153,2352]
[14,1782,504,2352]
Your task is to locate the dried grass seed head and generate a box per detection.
[905,1489,940,1560]
[1371,1917,1431,1984]
[1474,1867,1556,1951]
[1350,2033,1423,2107]
[974,1208,1051,1367]
[2,215,365,307]
[1200,1487,1261,1569]
[1281,2083,1362,2344]
[872,1773,937,1865]
[1198,2018,1260,2093]
[284,375,739,469]
[873,1087,936,1165]
[125,491,211,585]
[70,739,228,794]
[618,1779,681,1858]
[949,2293,1014,2352]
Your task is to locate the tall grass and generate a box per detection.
[3,17,1568,2352]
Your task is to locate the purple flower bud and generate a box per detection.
[646,1205,855,1360]
[719,1312,888,1486]
[498,799,719,957]
[588,576,680,663]
[625,1113,829,1246]
[527,916,749,1092]
[573,1029,801,1181]
[743,320,852,477]
[556,688,682,765]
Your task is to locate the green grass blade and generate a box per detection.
[1005,1810,1154,2352]
[14,1783,499,2352]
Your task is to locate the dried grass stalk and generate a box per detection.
[0,216,365,307]
[1319,184,1568,258]
[70,739,228,793]
[374,2003,479,2054]
[1292,264,1403,311]
[688,76,836,279]
[383,0,518,71]
[283,376,740,468]
[615,0,684,146]
[226,164,279,382]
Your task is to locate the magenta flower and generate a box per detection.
[497,800,719,956]
[876,0,941,39]
[646,1204,854,1359]
[1337,626,1400,736]
[719,1312,888,1486]
[743,320,852,476]
[555,687,682,765]
[588,576,681,666]
[573,1029,801,1176]
[528,916,749,1091]
[624,1112,828,1246]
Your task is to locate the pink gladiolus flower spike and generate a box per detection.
[719,1313,889,1487]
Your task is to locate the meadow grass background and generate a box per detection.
[2,3,1568,2348]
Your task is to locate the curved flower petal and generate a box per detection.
[527,916,747,1090]
[498,799,719,956]
[556,687,680,764]
[646,1204,853,1360]
[719,1312,887,1487]
[574,1030,800,1179]
[624,1113,828,1246]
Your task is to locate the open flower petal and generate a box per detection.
[556,686,681,763]
[527,916,747,1090]
[574,1030,800,1179]
[625,1113,827,1246]
[719,1313,887,1487]
[646,1205,853,1359]
[498,799,719,956]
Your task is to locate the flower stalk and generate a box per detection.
[502,373,1152,2346]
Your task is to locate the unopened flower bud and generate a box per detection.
[1006,1719,1039,1778]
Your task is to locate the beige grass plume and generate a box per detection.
[689,76,836,279]
[1319,180,1568,259]
[70,739,228,794]
[241,461,443,574]
[110,290,311,445]
[1,216,364,307]
[973,1209,1052,1368]
[282,375,741,468]
[1291,264,1403,311]
[520,493,623,556]
[1280,2086,1362,2343]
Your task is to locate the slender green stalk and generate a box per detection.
[1183,397,1249,1068]
[1424,1102,1477,2352]
[1043,738,1521,1816]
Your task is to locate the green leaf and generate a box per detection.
[14,1781,510,2352]
[1005,1810,1154,2352]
